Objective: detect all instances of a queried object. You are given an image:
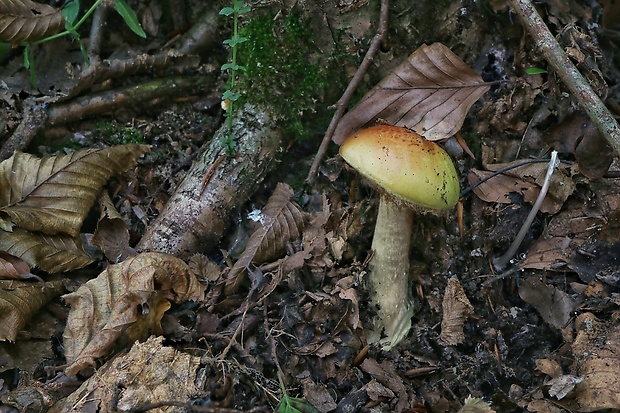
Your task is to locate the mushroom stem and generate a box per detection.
[366,195,415,348]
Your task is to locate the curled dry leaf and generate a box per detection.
[0,144,150,237]
[439,278,473,345]
[225,182,305,294]
[0,280,64,342]
[62,252,204,376]
[49,336,202,413]
[518,277,578,330]
[91,192,134,263]
[0,0,64,45]
[0,228,96,273]
[333,43,490,144]
[0,250,32,280]
[458,396,495,413]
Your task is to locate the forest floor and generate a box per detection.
[1,0,620,412]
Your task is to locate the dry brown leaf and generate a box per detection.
[50,336,202,413]
[0,251,32,280]
[225,182,304,294]
[518,277,578,330]
[360,358,411,413]
[91,192,134,263]
[0,280,64,342]
[0,145,149,237]
[571,312,620,411]
[0,228,96,273]
[0,0,64,45]
[62,252,204,376]
[439,278,473,345]
[468,161,575,214]
[333,43,490,144]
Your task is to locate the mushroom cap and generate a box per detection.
[340,125,460,209]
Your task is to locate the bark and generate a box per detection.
[136,105,283,259]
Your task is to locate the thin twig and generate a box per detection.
[510,0,620,156]
[493,150,559,270]
[305,0,390,184]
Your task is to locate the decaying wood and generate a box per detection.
[136,104,284,259]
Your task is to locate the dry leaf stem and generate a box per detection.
[511,0,620,156]
[306,0,389,184]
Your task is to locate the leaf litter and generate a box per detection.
[3,1,620,411]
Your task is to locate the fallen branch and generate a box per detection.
[136,104,284,259]
[511,0,620,156]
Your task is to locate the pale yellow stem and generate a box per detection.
[365,195,414,349]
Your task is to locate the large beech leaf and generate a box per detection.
[0,280,64,342]
[0,0,64,45]
[225,182,305,294]
[332,42,490,144]
[0,228,96,273]
[0,145,149,237]
[62,252,204,376]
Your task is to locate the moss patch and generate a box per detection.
[236,10,334,140]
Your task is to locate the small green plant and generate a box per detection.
[95,120,144,145]
[23,0,146,85]
[276,373,320,413]
[219,1,251,154]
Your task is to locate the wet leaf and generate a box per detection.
[0,0,64,45]
[333,43,490,144]
[0,228,96,273]
[0,280,64,342]
[0,145,149,238]
[62,252,204,376]
[225,182,305,294]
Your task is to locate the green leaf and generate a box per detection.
[238,5,251,13]
[62,0,80,25]
[219,7,234,16]
[113,0,146,38]
[222,90,240,101]
[525,67,547,75]
[221,63,245,71]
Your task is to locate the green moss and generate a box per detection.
[236,10,333,140]
[94,120,145,145]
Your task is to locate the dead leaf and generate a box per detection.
[0,0,64,45]
[62,252,204,376]
[0,251,32,280]
[360,358,411,413]
[0,280,64,342]
[518,277,579,330]
[439,278,474,345]
[458,396,496,413]
[0,228,96,273]
[50,336,202,413]
[468,161,575,214]
[333,43,490,144]
[91,192,134,263]
[0,145,149,237]
[571,312,620,411]
[225,182,304,294]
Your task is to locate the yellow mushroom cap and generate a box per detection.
[339,125,460,209]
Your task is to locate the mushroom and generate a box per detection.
[340,125,460,349]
